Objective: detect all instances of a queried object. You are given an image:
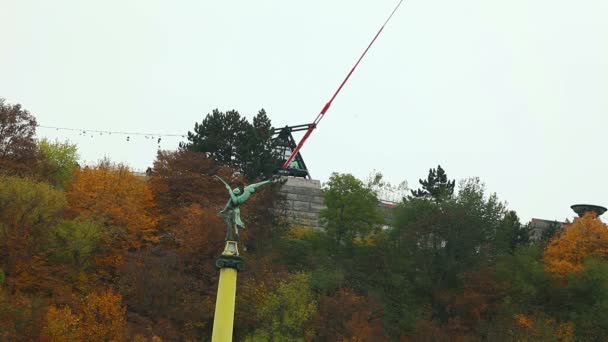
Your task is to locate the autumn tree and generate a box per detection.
[312,288,386,341]
[149,150,226,215]
[80,289,127,341]
[0,98,38,176]
[43,290,127,342]
[42,305,81,341]
[118,249,210,340]
[66,161,158,280]
[0,288,46,340]
[0,175,66,292]
[544,212,608,275]
[150,149,280,252]
[148,150,230,258]
[67,161,158,248]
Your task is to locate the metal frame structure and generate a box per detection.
[272,124,312,178]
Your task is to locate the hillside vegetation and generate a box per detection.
[2,100,608,341]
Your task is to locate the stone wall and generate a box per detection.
[278,178,325,229]
[278,178,397,229]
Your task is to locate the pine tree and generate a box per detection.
[410,165,455,201]
[181,109,277,180]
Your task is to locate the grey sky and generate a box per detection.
[2,0,607,222]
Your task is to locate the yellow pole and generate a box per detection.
[212,268,238,342]
[211,241,244,342]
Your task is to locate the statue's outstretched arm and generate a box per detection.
[215,175,231,191]
[244,180,271,193]
[215,175,239,203]
[236,180,272,204]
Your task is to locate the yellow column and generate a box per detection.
[212,267,238,342]
[211,241,244,342]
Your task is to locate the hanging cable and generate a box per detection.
[37,125,186,138]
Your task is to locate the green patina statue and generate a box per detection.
[215,175,274,241]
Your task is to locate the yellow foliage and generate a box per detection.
[544,213,608,274]
[286,226,315,240]
[79,289,127,342]
[42,305,81,341]
[555,321,575,341]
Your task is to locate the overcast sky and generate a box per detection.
[2,0,607,222]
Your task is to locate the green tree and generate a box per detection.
[493,210,528,255]
[245,273,317,342]
[240,109,278,180]
[37,138,79,188]
[388,177,519,329]
[320,173,384,248]
[0,99,38,176]
[410,165,455,201]
[560,258,608,340]
[181,108,277,180]
[48,218,102,273]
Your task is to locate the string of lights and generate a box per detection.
[37,125,187,138]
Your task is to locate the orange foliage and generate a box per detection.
[544,213,608,274]
[512,313,575,341]
[313,288,386,341]
[514,313,533,329]
[42,290,127,342]
[175,204,225,261]
[445,269,506,335]
[66,163,158,269]
[79,289,127,341]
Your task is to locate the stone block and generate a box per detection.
[296,194,315,203]
[310,202,326,213]
[292,201,310,212]
[285,193,299,201]
[311,196,324,205]
[284,178,322,189]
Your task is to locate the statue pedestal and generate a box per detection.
[211,241,245,342]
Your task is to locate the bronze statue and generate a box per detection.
[215,176,274,241]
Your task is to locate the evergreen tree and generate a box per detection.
[410,165,455,201]
[180,109,278,180]
[238,109,278,180]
